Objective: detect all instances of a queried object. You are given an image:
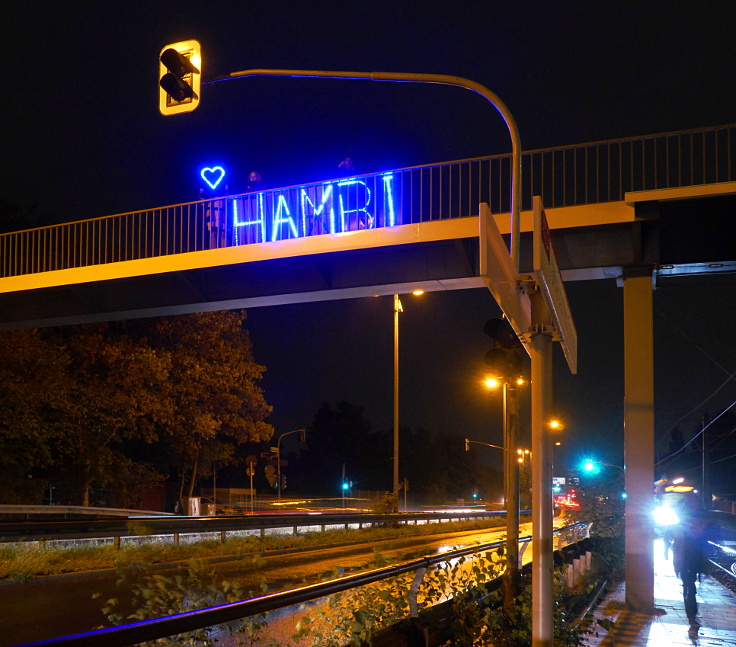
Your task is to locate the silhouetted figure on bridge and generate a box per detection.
[200,186,228,249]
[338,156,356,175]
[246,171,265,192]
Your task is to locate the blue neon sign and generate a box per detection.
[232,172,400,245]
[200,166,226,190]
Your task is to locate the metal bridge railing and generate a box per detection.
[2,124,733,280]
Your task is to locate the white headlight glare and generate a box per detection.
[653,505,680,526]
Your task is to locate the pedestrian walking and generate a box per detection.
[671,492,716,629]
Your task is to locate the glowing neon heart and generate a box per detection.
[200,166,226,190]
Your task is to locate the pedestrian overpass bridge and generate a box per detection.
[2,123,736,615]
[1,123,735,330]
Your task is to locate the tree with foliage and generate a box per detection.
[144,311,273,503]
[45,323,172,506]
[0,310,273,507]
[0,329,68,502]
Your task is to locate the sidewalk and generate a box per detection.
[583,539,736,646]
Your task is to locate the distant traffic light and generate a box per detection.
[159,40,201,115]
[582,459,600,475]
[342,481,349,490]
[280,474,286,490]
[483,317,524,380]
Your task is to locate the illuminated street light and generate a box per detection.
[394,291,422,507]
[484,376,502,390]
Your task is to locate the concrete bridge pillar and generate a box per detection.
[622,270,655,612]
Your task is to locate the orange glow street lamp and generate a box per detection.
[394,291,423,507]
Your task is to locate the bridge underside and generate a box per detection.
[0,188,734,330]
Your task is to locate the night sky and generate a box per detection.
[3,2,736,479]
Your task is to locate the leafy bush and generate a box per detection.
[95,525,620,646]
[100,559,277,647]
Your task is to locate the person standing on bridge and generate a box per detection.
[246,171,265,192]
[671,492,716,629]
[338,156,355,175]
[200,184,229,249]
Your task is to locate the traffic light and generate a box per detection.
[483,317,524,380]
[159,40,201,115]
[280,474,287,490]
[342,481,349,491]
[582,459,600,475]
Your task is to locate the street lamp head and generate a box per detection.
[484,376,501,390]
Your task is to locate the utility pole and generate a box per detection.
[530,286,555,646]
[394,294,402,499]
[503,382,521,606]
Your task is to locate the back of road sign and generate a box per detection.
[532,196,578,374]
[479,203,532,352]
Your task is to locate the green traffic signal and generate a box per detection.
[582,459,600,474]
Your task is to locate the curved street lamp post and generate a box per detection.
[200,63,541,640]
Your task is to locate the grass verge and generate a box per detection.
[0,517,509,582]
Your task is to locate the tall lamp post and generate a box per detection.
[393,290,423,509]
[393,294,402,501]
[481,375,525,604]
[195,60,526,631]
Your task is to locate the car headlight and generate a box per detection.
[653,505,679,526]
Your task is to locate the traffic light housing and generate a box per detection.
[159,40,201,115]
[483,317,524,380]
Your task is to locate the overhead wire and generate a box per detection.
[653,305,736,465]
